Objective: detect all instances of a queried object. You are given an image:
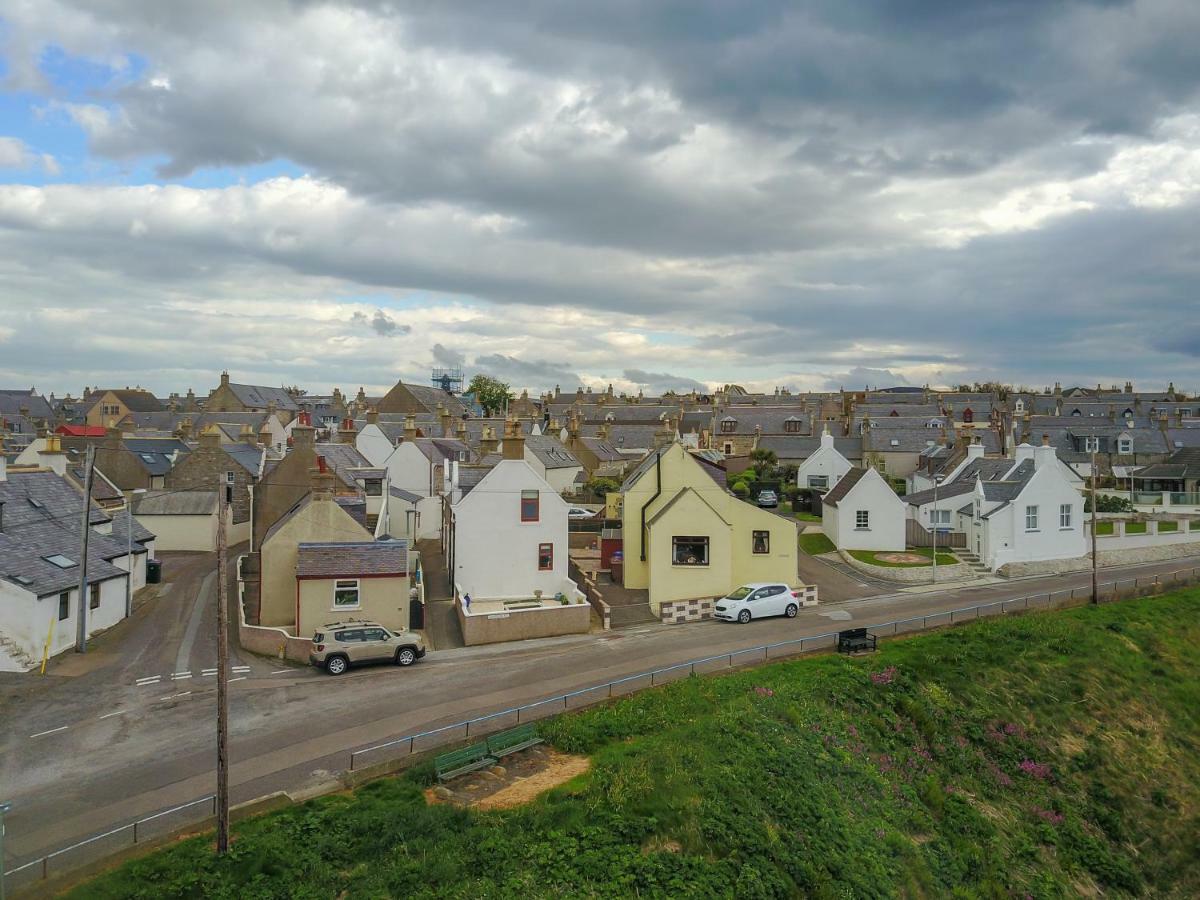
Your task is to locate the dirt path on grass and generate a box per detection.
[425,747,590,809]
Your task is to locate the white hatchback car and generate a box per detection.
[713,583,805,623]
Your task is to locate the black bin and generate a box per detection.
[146,560,162,584]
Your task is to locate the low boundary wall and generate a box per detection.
[839,550,974,583]
[235,554,311,663]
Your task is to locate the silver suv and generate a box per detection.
[309,621,426,676]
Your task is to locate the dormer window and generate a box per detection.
[962,408,974,423]
[1117,436,1132,454]
[1014,399,1025,413]
[719,418,736,434]
[1084,436,1099,452]
[784,418,802,433]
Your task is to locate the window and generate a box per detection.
[720,418,736,434]
[538,542,554,571]
[930,509,952,527]
[58,591,70,620]
[855,510,870,530]
[808,475,828,489]
[44,554,76,569]
[364,478,383,496]
[89,582,100,610]
[723,442,733,454]
[225,470,236,484]
[333,579,360,608]
[520,490,540,522]
[1084,436,1099,452]
[362,628,388,642]
[672,536,709,566]
[1059,503,1073,529]
[962,408,974,423]
[752,530,769,554]
[1025,505,1039,531]
[784,418,802,433]
[1117,437,1132,454]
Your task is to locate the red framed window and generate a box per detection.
[521,489,540,522]
[538,543,554,571]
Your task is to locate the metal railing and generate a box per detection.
[6,564,1199,894]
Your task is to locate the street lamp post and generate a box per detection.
[932,473,945,584]
[0,800,12,900]
[125,489,147,619]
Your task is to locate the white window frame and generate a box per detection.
[807,474,829,489]
[333,578,361,609]
[1117,438,1132,454]
[1084,437,1099,453]
[1025,505,1039,532]
[855,510,870,530]
[1059,503,1072,529]
[930,508,952,527]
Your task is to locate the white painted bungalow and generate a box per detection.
[794,427,853,492]
[821,467,906,552]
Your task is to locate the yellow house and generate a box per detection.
[620,442,799,613]
[296,541,411,637]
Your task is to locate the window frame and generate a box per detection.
[752,530,770,555]
[89,582,101,610]
[1025,504,1039,532]
[520,489,540,522]
[1117,437,1132,455]
[1084,436,1100,453]
[1059,503,1073,529]
[332,578,361,609]
[537,542,554,571]
[58,591,70,621]
[807,474,828,489]
[671,536,710,567]
[855,510,870,530]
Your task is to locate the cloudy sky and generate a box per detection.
[1,1,1198,399]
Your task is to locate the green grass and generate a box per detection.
[1095,521,1115,536]
[848,548,958,567]
[1158,521,1179,533]
[798,532,835,554]
[74,591,1200,899]
[1192,519,1200,531]
[1125,521,1148,534]
[777,501,822,522]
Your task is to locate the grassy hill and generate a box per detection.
[74,590,1200,898]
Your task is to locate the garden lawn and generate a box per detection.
[1095,521,1115,536]
[848,548,958,567]
[1125,521,1148,534]
[798,532,835,554]
[75,591,1200,899]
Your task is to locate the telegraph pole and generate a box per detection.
[215,478,230,853]
[1090,449,1099,604]
[75,444,96,652]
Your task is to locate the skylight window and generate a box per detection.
[14,574,33,585]
[44,554,77,568]
[141,453,157,463]
[28,497,44,508]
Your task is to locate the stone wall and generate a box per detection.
[456,598,591,645]
[165,436,255,524]
[998,540,1200,577]
[839,550,973,583]
[660,597,714,623]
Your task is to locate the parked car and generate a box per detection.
[756,489,778,508]
[309,621,426,675]
[567,506,598,519]
[714,583,805,623]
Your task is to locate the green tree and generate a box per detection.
[586,477,620,497]
[466,374,513,416]
[750,448,778,479]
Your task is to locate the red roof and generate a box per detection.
[56,424,107,437]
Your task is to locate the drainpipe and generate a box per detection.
[640,450,662,562]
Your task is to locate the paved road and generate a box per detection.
[2,553,1197,872]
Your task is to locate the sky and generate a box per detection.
[0,0,1198,399]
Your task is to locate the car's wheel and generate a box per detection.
[738,609,751,624]
[785,603,798,618]
[325,655,348,676]
[395,647,417,667]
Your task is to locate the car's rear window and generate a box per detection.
[726,587,752,601]
[312,632,324,643]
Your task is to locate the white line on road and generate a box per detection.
[175,691,192,697]
[228,676,247,683]
[232,666,251,673]
[98,710,128,720]
[171,672,192,680]
[136,675,161,685]
[201,669,217,676]
[270,669,291,674]
[30,726,68,739]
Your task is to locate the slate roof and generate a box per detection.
[620,446,668,492]
[822,466,868,507]
[524,435,580,469]
[1133,447,1200,481]
[226,383,300,411]
[118,438,191,475]
[978,460,1036,510]
[456,465,494,496]
[582,422,661,450]
[711,407,815,435]
[577,437,626,462]
[903,481,974,507]
[296,540,409,578]
[313,443,374,489]
[222,444,266,476]
[1164,429,1200,450]
[133,490,218,516]
[863,429,945,454]
[754,435,863,461]
[950,457,1018,485]
[389,485,422,503]
[0,389,54,420]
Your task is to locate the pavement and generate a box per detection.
[1,552,1197,873]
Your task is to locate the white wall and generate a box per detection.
[355,424,397,467]
[135,512,218,551]
[796,433,851,491]
[383,442,436,497]
[452,460,569,598]
[826,468,905,551]
[0,576,127,672]
[986,463,1087,570]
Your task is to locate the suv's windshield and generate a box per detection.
[726,587,752,601]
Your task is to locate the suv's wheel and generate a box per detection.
[395,647,417,667]
[325,655,348,676]
[738,609,752,624]
[785,603,798,618]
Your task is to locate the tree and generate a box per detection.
[466,374,512,416]
[750,448,778,479]
[586,477,620,497]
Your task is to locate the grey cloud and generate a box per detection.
[623,368,710,394]
[431,343,466,367]
[351,309,410,336]
[472,354,580,390]
[822,367,912,391]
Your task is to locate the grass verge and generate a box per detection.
[73,590,1200,899]
[798,532,835,554]
[848,548,958,567]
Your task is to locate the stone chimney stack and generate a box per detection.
[966,436,985,460]
[480,425,500,455]
[199,424,222,449]
[567,411,580,442]
[455,417,468,442]
[1177,408,1186,426]
[437,402,451,437]
[403,414,417,442]
[1108,405,1116,422]
[292,415,316,451]
[1124,380,1133,394]
[220,370,230,387]
[337,417,357,444]
[366,407,379,425]
[239,423,257,445]
[1159,411,1169,432]
[177,416,193,442]
[502,417,525,461]
[311,456,335,499]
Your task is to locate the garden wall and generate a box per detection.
[839,550,973,583]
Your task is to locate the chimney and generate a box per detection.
[220,370,230,387]
[185,388,196,409]
[480,425,500,455]
[292,417,316,450]
[366,407,379,425]
[356,386,367,407]
[178,416,193,441]
[1014,441,1036,464]
[0,437,6,482]
[338,417,357,445]
[599,421,611,441]
[502,417,525,461]
[1159,411,1169,432]
[437,402,450,437]
[1124,380,1133,393]
[1053,381,1062,397]
[311,457,335,499]
[1107,405,1116,422]
[200,424,222,449]
[966,437,985,460]
[555,384,561,398]
[1177,408,1185,425]
[456,417,468,441]
[1034,434,1056,470]
[240,424,257,445]
[266,399,277,419]
[820,424,834,449]
[403,414,417,442]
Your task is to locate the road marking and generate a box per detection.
[229,676,247,683]
[98,710,128,720]
[175,569,216,678]
[136,675,161,685]
[232,666,251,673]
[30,726,68,739]
[171,672,192,680]
[201,669,217,676]
[175,691,192,697]
[270,669,291,674]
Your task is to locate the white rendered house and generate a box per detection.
[795,427,853,492]
[821,467,906,552]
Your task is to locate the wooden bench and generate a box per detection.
[435,743,496,782]
[486,723,543,758]
[837,628,877,654]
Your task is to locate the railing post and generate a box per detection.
[133,820,139,843]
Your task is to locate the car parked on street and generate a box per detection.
[566,506,598,519]
[714,583,805,623]
[756,489,778,508]
[309,621,426,675]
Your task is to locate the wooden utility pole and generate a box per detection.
[1091,450,1099,604]
[215,478,230,853]
[75,444,95,652]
